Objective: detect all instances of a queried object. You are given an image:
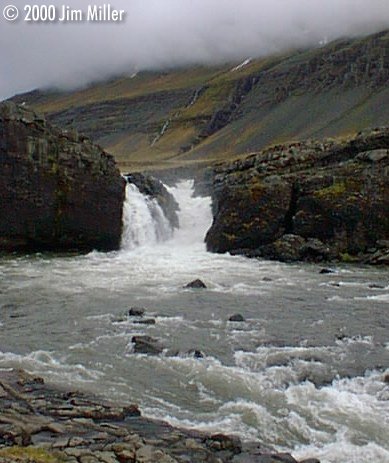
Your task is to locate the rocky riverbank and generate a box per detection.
[205,128,389,265]
[0,369,319,463]
[0,102,125,253]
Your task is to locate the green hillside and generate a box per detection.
[10,29,389,172]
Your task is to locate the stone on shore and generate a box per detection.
[0,369,318,463]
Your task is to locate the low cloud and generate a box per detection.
[1,0,389,100]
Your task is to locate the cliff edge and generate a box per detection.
[0,102,125,253]
[205,128,389,264]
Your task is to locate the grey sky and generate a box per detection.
[1,0,389,100]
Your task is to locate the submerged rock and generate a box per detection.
[185,279,207,289]
[188,349,205,359]
[133,318,156,325]
[319,268,335,274]
[368,284,385,289]
[229,314,246,322]
[0,102,125,253]
[129,307,146,317]
[131,336,164,355]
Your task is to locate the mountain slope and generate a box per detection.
[10,30,389,172]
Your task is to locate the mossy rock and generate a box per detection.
[339,252,360,263]
[314,178,360,199]
[0,447,65,463]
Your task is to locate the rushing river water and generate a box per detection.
[0,181,388,463]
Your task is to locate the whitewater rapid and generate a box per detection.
[0,180,388,463]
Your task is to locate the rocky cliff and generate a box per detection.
[205,128,389,264]
[0,102,125,253]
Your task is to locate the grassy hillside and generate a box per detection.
[10,30,389,173]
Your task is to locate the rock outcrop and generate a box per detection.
[0,102,125,253]
[205,128,389,264]
[0,369,316,463]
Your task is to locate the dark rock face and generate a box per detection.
[206,128,389,264]
[254,235,331,263]
[125,172,179,229]
[0,102,125,253]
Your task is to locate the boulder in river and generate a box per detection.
[368,284,385,289]
[131,336,164,355]
[133,318,156,325]
[319,268,335,274]
[187,349,205,359]
[229,314,246,322]
[185,279,207,289]
[129,307,146,317]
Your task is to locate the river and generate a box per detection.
[0,180,388,463]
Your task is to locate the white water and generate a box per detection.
[1,180,389,463]
[121,182,173,250]
[151,120,171,146]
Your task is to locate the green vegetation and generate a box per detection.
[0,447,65,463]
[314,177,361,200]
[314,181,348,199]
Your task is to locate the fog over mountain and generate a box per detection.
[1,0,389,100]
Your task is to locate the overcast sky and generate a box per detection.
[1,0,389,100]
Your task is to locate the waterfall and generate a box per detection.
[120,180,212,252]
[168,181,212,247]
[151,120,170,146]
[186,86,207,108]
[230,58,252,72]
[120,183,173,250]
